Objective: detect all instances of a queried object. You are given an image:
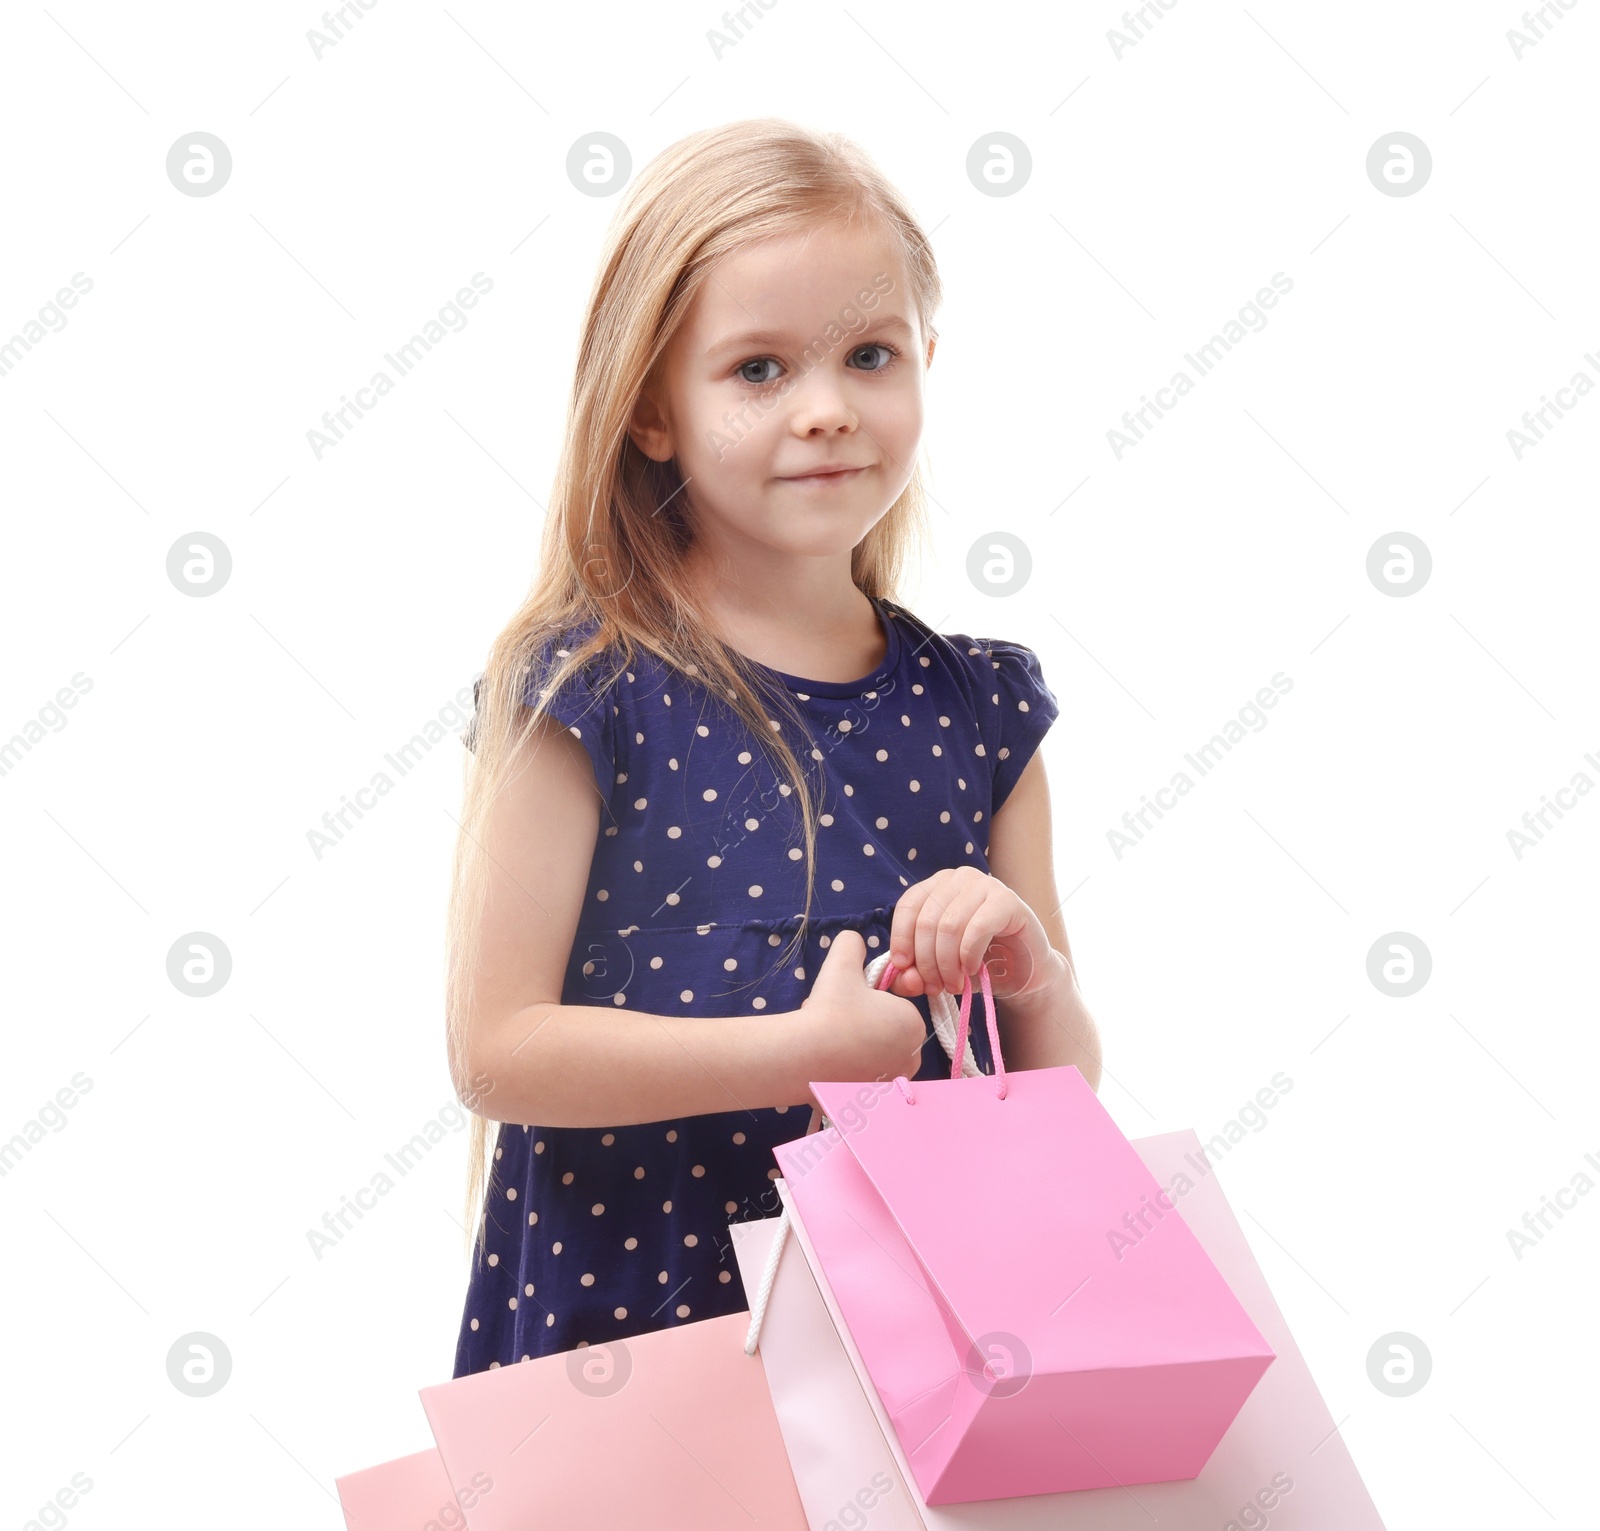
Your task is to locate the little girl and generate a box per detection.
[446,117,1102,1375]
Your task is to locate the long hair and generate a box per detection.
[445,117,944,1257]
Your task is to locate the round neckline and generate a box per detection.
[746,595,902,699]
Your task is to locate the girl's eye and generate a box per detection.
[733,342,902,390]
[736,357,782,386]
[848,343,899,373]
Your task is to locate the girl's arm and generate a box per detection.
[456,716,920,1128]
[984,751,1105,1089]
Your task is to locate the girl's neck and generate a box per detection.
[686,562,886,685]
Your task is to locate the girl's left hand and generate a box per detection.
[884,867,1061,1004]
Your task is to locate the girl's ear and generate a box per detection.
[925,331,937,370]
[627,380,675,463]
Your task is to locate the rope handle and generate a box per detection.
[867,951,1007,1102]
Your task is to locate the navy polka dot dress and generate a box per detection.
[452,594,1060,1374]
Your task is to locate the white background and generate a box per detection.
[2,2,1596,1526]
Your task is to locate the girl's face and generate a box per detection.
[628,219,934,572]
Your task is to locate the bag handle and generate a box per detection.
[871,954,1008,1101]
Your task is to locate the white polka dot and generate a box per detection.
[748,885,763,897]
[820,813,834,826]
[552,1240,562,1253]
[525,1282,535,1295]
[601,1132,614,1146]
[738,751,752,764]
[592,1203,605,1215]
[909,780,921,792]
[546,1313,555,1326]
[788,847,802,860]
[676,1304,691,1317]
[470,1318,479,1331]
[680,989,694,1002]
[666,1129,678,1142]
[732,1132,746,1144]
[684,1233,697,1247]
[634,798,647,810]
[838,719,853,733]
[876,817,889,829]
[668,825,682,838]
[663,1199,673,1212]
[707,854,722,867]
[753,997,766,1009]
[703,788,718,801]
[863,844,875,856]
[723,958,737,971]
[659,1271,669,1284]
[615,1306,628,1318]
[691,1164,705,1177]
[508,1297,518,1310]
[506,1187,517,1201]
[488,1252,499,1266]
[625,1237,638,1250]
[876,749,888,761]
[529,1211,539,1225]
[719,1270,733,1283]
[581,1273,595,1286]
[634,1166,645,1179]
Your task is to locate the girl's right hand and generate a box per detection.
[794,929,928,1098]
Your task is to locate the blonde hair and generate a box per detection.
[446,116,944,1257]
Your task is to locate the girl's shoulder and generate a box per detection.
[880,598,1057,711]
[880,599,1062,812]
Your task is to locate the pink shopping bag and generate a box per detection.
[334,1444,477,1528]
[737,1127,1385,1527]
[772,962,1275,1505]
[417,1309,810,1530]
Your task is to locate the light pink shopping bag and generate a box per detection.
[417,1309,810,1530]
[738,1128,1386,1528]
[773,965,1275,1505]
[334,1444,476,1528]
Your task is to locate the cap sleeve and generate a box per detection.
[525,646,620,798]
[974,638,1060,814]
[462,637,622,800]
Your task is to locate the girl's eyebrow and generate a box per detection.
[705,314,915,357]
